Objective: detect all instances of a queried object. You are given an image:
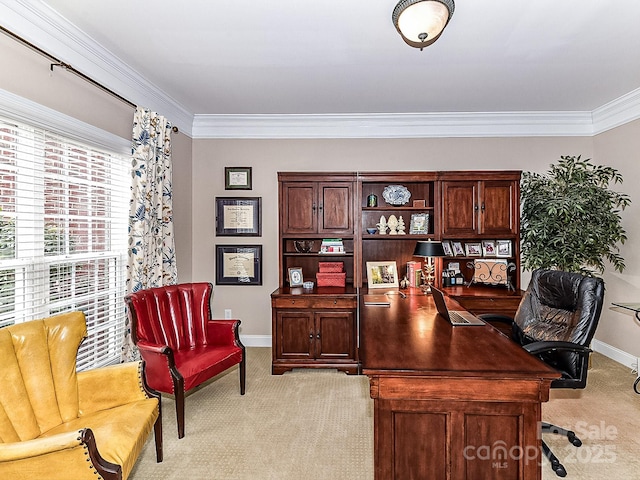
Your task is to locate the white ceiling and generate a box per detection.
[4,1,640,136]
[36,0,640,114]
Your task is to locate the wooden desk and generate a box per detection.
[359,292,560,480]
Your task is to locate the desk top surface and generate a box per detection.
[359,291,559,379]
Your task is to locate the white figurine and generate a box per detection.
[387,214,398,235]
[397,216,406,235]
[376,215,388,235]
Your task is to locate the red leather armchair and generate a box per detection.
[125,282,245,439]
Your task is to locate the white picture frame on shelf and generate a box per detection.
[409,213,429,234]
[496,240,512,257]
[465,242,482,257]
[452,241,465,256]
[366,261,399,289]
[482,240,496,257]
[442,240,453,256]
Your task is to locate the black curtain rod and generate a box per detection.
[1,26,181,133]
[0,26,136,109]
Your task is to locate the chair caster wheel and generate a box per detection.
[551,459,567,477]
[567,431,582,447]
[554,464,567,477]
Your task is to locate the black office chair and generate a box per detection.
[479,268,605,477]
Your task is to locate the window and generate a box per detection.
[0,114,129,370]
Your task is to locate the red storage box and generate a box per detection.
[316,272,346,287]
[318,261,344,273]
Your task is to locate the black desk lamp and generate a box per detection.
[413,240,446,294]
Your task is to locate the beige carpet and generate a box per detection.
[130,348,640,479]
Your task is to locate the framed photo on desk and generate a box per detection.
[366,261,399,289]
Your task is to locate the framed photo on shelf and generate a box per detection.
[481,240,497,257]
[465,242,482,257]
[288,267,304,287]
[496,239,513,257]
[442,240,453,256]
[366,261,399,289]
[409,213,429,234]
[215,197,261,236]
[224,167,252,190]
[452,241,465,256]
[215,245,262,285]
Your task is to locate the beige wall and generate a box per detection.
[593,119,640,357]
[192,137,596,337]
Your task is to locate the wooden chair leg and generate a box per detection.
[154,411,163,462]
[175,388,185,439]
[239,356,246,395]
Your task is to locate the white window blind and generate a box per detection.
[0,114,129,370]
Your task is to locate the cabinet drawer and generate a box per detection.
[273,296,356,309]
[452,296,521,317]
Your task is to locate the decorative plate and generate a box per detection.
[382,185,411,206]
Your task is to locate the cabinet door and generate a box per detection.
[318,182,353,234]
[479,181,517,235]
[314,311,356,360]
[441,181,479,236]
[281,182,317,234]
[275,310,314,359]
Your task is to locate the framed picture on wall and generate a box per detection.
[215,244,262,285]
[215,197,261,236]
[225,167,252,190]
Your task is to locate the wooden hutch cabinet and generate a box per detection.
[281,180,353,235]
[441,175,519,237]
[271,170,523,374]
[271,173,359,374]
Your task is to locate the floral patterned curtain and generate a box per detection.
[122,107,178,362]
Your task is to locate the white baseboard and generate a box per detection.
[592,339,638,370]
[240,334,271,348]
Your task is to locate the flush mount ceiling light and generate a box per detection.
[392,0,455,50]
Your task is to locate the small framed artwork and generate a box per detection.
[288,267,304,287]
[366,261,399,289]
[215,197,261,236]
[482,240,497,257]
[442,240,453,256]
[215,245,262,285]
[465,242,482,257]
[496,240,513,257]
[452,241,465,256]
[409,213,429,234]
[225,167,252,190]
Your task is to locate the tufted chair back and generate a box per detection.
[512,269,604,387]
[0,312,86,443]
[128,282,213,351]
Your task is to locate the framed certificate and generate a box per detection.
[225,167,252,190]
[215,197,261,236]
[215,245,262,285]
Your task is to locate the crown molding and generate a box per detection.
[0,0,193,135]
[592,87,640,135]
[192,111,594,139]
[2,1,640,140]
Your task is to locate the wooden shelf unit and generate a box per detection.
[272,170,522,374]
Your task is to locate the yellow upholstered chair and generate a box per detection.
[0,311,162,480]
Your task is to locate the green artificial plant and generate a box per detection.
[520,155,630,276]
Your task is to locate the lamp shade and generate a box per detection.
[392,0,455,50]
[413,240,446,258]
